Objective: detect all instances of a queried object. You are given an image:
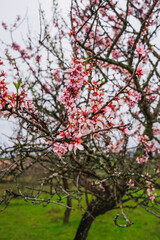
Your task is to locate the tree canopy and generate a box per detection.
[0,0,160,239]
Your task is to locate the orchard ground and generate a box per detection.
[0,183,160,240]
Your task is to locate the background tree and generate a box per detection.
[0,0,160,239]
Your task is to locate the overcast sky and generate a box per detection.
[0,0,70,146]
[0,0,70,40]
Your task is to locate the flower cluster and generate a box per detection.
[136,43,145,55]
[53,58,113,155]
[136,135,157,164]
[59,58,89,105]
[52,57,130,157]
[145,173,157,203]
[12,42,32,59]
[136,155,148,164]
[124,90,141,107]
[138,135,157,154]
[0,60,33,117]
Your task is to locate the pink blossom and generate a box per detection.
[12,42,21,51]
[136,63,149,78]
[52,70,62,82]
[149,193,157,203]
[146,188,157,203]
[91,0,99,5]
[36,55,41,63]
[43,84,50,93]
[129,179,135,187]
[136,43,145,55]
[136,155,148,164]
[68,137,84,154]
[53,142,68,157]
[108,16,115,21]
[99,8,107,17]
[2,22,7,30]
[128,7,133,15]
[112,50,121,59]
[127,36,134,47]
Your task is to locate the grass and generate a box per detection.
[0,194,160,240]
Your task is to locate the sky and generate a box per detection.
[0,0,70,146]
[0,0,70,40]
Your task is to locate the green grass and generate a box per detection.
[0,196,160,240]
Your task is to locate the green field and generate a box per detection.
[0,194,160,240]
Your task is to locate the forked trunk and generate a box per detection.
[74,210,95,240]
[74,199,116,240]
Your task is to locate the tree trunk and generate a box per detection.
[74,210,95,240]
[74,198,116,240]
[63,177,72,223]
[63,195,72,223]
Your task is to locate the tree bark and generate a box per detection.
[74,210,95,240]
[63,196,72,223]
[74,198,116,240]
[63,177,72,223]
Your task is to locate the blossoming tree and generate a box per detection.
[0,0,160,239]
